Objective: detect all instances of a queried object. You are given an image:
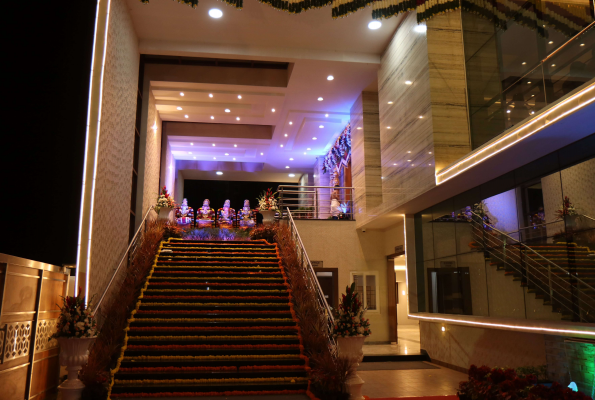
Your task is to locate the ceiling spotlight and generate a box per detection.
[429,151,432,154]
[304,152,307,155]
[234,144,237,147]
[551,64,556,67]
[327,75,334,81]
[177,106,183,110]
[411,164,415,166]
[180,92,184,96]
[285,166,290,169]
[405,80,413,85]
[506,110,511,113]
[414,24,427,33]
[184,115,188,118]
[225,109,230,113]
[260,152,264,155]
[580,43,585,46]
[289,158,294,161]
[527,81,532,84]
[393,163,397,165]
[289,121,293,125]
[319,125,324,128]
[190,142,194,145]
[237,95,242,99]
[209,8,223,18]
[212,143,216,146]
[272,108,276,112]
[387,126,391,129]
[317,97,323,101]
[289,173,295,177]
[211,116,214,119]
[284,134,288,137]
[418,115,423,119]
[407,151,412,153]
[216,171,223,175]
[548,41,553,44]
[209,93,214,98]
[233,157,236,160]
[522,62,527,65]
[356,127,362,130]
[530,111,535,115]
[193,157,196,159]
[213,157,216,159]
[236,117,240,121]
[368,20,382,30]
[280,144,284,147]
[325,114,329,117]
[388,101,394,104]
[188,152,192,154]
[307,148,311,150]
[312,137,317,140]
[225,153,229,156]
[407,159,412,162]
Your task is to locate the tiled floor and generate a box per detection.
[359,362,467,399]
[364,325,421,356]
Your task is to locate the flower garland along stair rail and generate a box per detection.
[109,238,314,398]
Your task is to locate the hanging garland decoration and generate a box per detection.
[322,124,351,174]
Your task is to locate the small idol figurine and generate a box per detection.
[175,198,194,226]
[218,200,235,227]
[197,199,214,227]
[239,199,255,227]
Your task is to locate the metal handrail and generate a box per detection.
[286,208,335,341]
[278,185,355,220]
[470,211,595,293]
[95,206,155,313]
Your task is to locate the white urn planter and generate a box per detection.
[57,337,96,400]
[260,209,277,224]
[337,336,366,400]
[157,206,174,222]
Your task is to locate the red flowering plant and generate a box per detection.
[155,186,176,213]
[332,282,371,338]
[458,365,591,400]
[51,290,98,339]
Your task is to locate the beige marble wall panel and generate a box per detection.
[142,92,162,216]
[421,321,547,369]
[89,0,139,297]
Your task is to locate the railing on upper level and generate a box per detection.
[470,211,595,323]
[94,206,155,322]
[277,185,355,220]
[286,208,336,346]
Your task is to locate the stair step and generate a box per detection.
[114,369,309,381]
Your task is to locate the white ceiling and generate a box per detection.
[128,0,400,180]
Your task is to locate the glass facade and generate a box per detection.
[414,134,595,323]
[462,1,595,149]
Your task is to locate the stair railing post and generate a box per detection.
[315,188,319,219]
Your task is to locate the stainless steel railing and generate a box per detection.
[286,208,336,345]
[94,206,155,319]
[277,185,355,220]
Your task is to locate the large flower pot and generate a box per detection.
[260,210,276,224]
[57,337,96,400]
[337,336,366,400]
[158,206,174,222]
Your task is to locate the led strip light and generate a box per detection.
[436,83,595,185]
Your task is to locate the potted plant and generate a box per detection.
[155,186,176,221]
[555,196,580,229]
[332,282,371,400]
[257,188,278,223]
[52,290,98,400]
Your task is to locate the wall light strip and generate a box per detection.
[408,314,595,337]
[436,84,595,185]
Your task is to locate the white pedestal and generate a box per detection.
[57,337,96,400]
[337,336,366,400]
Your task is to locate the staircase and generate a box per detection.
[109,239,311,399]
[470,214,595,323]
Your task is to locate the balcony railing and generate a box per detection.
[277,185,355,220]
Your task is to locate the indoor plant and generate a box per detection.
[52,291,98,400]
[257,188,278,223]
[332,282,371,400]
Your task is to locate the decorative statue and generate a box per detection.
[331,187,341,219]
[197,199,214,227]
[239,199,255,227]
[218,200,235,227]
[175,198,194,226]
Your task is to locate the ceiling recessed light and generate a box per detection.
[234,144,237,147]
[530,111,535,115]
[289,173,295,177]
[188,152,192,154]
[216,171,223,175]
[184,115,188,118]
[284,134,288,137]
[260,152,264,155]
[180,92,184,96]
[289,121,293,125]
[193,157,196,159]
[304,152,307,155]
[272,108,275,112]
[393,163,397,165]
[317,97,323,101]
[233,157,236,160]
[289,158,294,161]
[211,116,214,119]
[368,20,382,30]
[428,164,432,166]
[209,93,214,98]
[312,137,317,140]
[356,127,362,130]
[190,142,194,145]
[177,106,183,110]
[387,126,391,129]
[225,153,229,156]
[209,8,223,18]
[213,157,216,159]
[237,95,242,99]
[522,62,527,65]
[414,24,427,33]
[419,116,423,119]
[411,164,415,166]
[551,64,556,67]
[405,80,413,85]
[506,110,511,113]
[580,43,585,46]
[319,125,324,128]
[388,101,394,104]
[225,109,230,113]
[548,41,553,44]
[307,148,311,150]
[407,159,412,162]
[407,151,411,153]
[212,143,216,146]
[280,144,284,147]
[236,117,240,121]
[527,81,531,84]
[325,113,329,117]
[429,151,432,154]
[531,94,535,97]
[327,75,334,81]
[285,166,290,169]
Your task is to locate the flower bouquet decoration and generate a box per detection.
[257,188,278,211]
[52,290,98,339]
[155,186,176,213]
[333,282,370,338]
[555,196,578,220]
